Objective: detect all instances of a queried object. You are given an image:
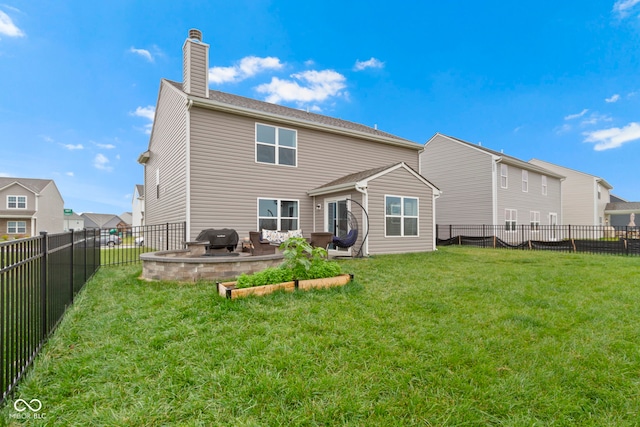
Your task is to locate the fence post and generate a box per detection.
[166,223,170,251]
[482,224,486,248]
[69,230,74,305]
[39,232,48,339]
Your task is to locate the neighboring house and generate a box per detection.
[138,29,441,255]
[81,213,127,234]
[63,212,85,231]
[0,177,64,237]
[529,159,612,226]
[420,133,564,232]
[605,195,640,228]
[132,184,145,227]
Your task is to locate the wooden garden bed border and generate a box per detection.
[216,273,353,299]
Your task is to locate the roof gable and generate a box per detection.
[0,178,53,194]
[309,162,440,196]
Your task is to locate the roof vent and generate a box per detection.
[188,29,202,41]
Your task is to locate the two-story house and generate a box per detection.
[528,159,613,227]
[0,177,64,237]
[420,133,564,241]
[138,29,440,256]
[132,184,145,227]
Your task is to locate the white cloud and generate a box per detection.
[605,94,620,103]
[131,105,155,134]
[129,46,153,62]
[583,122,640,151]
[613,0,640,16]
[94,153,113,171]
[0,10,24,38]
[564,109,588,120]
[66,172,74,177]
[354,57,385,71]
[0,172,11,177]
[93,142,116,149]
[581,113,613,126]
[62,144,84,150]
[255,69,347,105]
[209,56,283,84]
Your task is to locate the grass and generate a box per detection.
[2,246,640,425]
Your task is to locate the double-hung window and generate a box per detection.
[7,195,27,209]
[256,124,297,166]
[541,175,547,196]
[8,221,26,234]
[257,198,299,231]
[500,164,508,189]
[522,170,528,192]
[385,196,418,237]
[505,209,517,231]
[530,211,540,231]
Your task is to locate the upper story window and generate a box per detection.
[541,175,547,196]
[522,170,528,192]
[7,196,27,209]
[256,124,297,167]
[385,195,419,237]
[500,164,508,189]
[597,184,602,200]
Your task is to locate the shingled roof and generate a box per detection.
[0,178,54,193]
[166,79,418,146]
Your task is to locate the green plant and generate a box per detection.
[279,237,329,279]
[235,267,293,289]
[1,235,7,241]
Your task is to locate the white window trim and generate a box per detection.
[257,198,300,231]
[7,195,27,209]
[255,123,298,167]
[541,175,547,196]
[500,164,508,189]
[505,208,517,232]
[7,221,27,234]
[384,195,419,237]
[522,170,528,193]
[530,211,540,232]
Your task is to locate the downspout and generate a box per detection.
[355,183,369,256]
[432,189,442,251]
[185,99,193,240]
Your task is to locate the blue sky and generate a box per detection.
[1,1,639,214]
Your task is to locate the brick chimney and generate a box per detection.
[182,29,209,98]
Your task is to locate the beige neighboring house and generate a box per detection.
[420,134,564,231]
[0,177,64,237]
[138,29,441,255]
[529,159,612,226]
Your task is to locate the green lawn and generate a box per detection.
[2,247,640,426]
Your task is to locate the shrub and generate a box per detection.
[235,267,293,289]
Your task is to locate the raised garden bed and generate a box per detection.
[217,273,353,299]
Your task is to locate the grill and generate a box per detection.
[196,228,239,256]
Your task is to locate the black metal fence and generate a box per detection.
[1,229,100,405]
[97,222,186,266]
[437,224,640,256]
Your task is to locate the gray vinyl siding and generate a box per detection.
[144,81,188,227]
[187,107,421,241]
[496,164,562,226]
[182,41,208,98]
[420,135,494,224]
[33,181,64,233]
[366,168,435,254]
[529,160,607,226]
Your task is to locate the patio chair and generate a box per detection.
[249,231,276,255]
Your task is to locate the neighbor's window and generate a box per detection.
[385,195,418,237]
[597,184,602,200]
[522,170,528,192]
[500,164,508,189]
[8,221,26,234]
[505,209,517,231]
[541,175,547,196]
[7,196,27,209]
[256,123,297,167]
[257,198,299,231]
[530,211,540,231]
